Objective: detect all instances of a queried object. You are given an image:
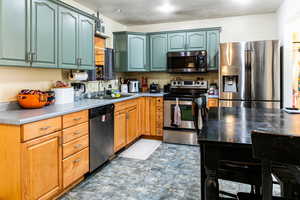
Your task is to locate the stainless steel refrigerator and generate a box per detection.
[219,40,281,108]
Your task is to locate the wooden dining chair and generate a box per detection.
[249,130,300,200]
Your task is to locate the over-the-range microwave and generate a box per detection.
[167,51,208,73]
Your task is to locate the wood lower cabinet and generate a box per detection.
[0,110,89,200]
[113,97,164,153]
[114,99,139,152]
[21,132,62,200]
[63,148,89,188]
[126,105,138,144]
[114,110,127,152]
[149,97,164,136]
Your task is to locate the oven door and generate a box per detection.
[164,99,195,129]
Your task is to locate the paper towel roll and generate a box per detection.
[69,72,88,81]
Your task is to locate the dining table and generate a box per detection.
[198,107,300,200]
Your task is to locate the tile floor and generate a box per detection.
[60,142,280,200]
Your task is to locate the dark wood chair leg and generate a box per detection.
[200,144,206,200]
[262,160,273,200]
[203,145,220,200]
[205,169,219,200]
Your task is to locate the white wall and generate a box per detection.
[277,0,300,107]
[127,13,278,43]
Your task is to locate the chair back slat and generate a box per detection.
[252,130,300,166]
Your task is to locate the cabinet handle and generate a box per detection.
[76,58,80,66]
[74,144,82,149]
[27,52,32,63]
[73,159,81,164]
[79,58,82,66]
[73,131,81,135]
[31,52,36,61]
[40,126,51,131]
[73,117,82,121]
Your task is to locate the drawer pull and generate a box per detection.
[73,117,82,121]
[73,159,81,164]
[73,131,81,135]
[74,144,82,149]
[39,126,51,131]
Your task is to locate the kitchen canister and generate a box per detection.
[53,87,74,104]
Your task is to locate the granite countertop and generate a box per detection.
[199,107,300,145]
[0,93,164,125]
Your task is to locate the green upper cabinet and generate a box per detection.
[0,0,95,70]
[58,8,95,70]
[186,31,206,51]
[149,34,168,71]
[114,32,148,72]
[168,32,186,52]
[168,31,207,52]
[78,15,94,70]
[58,7,79,69]
[128,35,147,71]
[114,34,127,72]
[0,0,30,67]
[207,30,220,71]
[30,0,58,68]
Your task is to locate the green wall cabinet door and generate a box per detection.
[78,15,95,70]
[30,0,58,68]
[0,0,30,67]
[168,32,186,52]
[186,31,207,51]
[150,34,168,71]
[114,33,148,72]
[207,30,220,71]
[114,34,127,72]
[128,35,147,71]
[58,7,79,69]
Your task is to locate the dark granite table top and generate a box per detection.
[198,107,300,145]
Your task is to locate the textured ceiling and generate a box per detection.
[74,0,283,25]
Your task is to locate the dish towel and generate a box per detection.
[174,98,182,126]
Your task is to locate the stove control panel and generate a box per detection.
[171,80,208,89]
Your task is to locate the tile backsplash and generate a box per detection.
[121,72,219,87]
[63,70,218,95]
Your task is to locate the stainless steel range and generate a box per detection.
[163,80,208,145]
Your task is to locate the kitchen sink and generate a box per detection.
[91,94,135,100]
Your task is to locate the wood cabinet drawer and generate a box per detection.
[63,148,89,188]
[63,110,88,129]
[63,135,89,159]
[63,122,88,144]
[21,117,62,141]
[115,99,138,112]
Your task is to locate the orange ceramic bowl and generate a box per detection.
[17,94,48,109]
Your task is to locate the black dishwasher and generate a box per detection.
[89,104,114,172]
